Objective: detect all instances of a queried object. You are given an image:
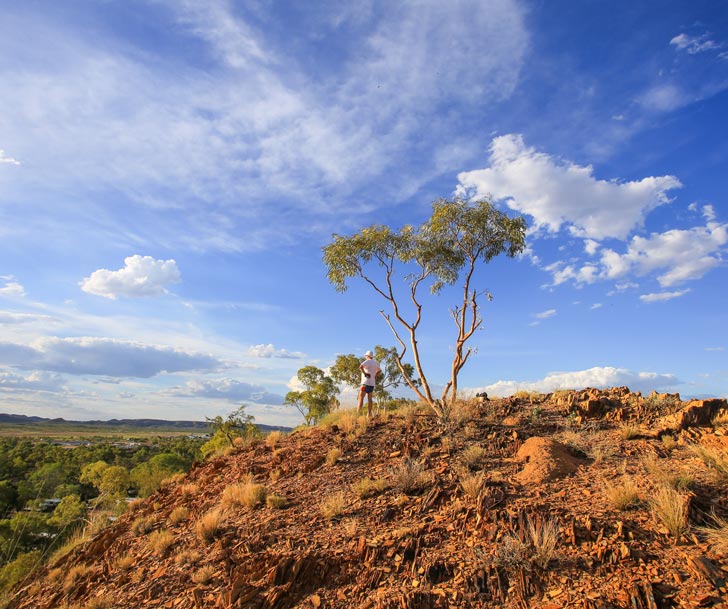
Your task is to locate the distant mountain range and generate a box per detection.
[0,412,290,433]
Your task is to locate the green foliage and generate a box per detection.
[131,453,190,497]
[285,366,339,425]
[0,550,41,592]
[200,404,260,456]
[47,494,86,530]
[323,197,526,417]
[330,346,419,410]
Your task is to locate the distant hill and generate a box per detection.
[0,412,290,433]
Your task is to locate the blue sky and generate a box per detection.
[1,0,726,426]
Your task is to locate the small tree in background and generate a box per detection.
[202,405,259,457]
[330,345,418,411]
[323,197,526,419]
[285,365,339,425]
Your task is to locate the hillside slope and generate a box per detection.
[6,389,728,609]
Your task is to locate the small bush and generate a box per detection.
[192,565,216,585]
[175,549,201,567]
[148,529,175,556]
[320,492,346,520]
[389,460,431,495]
[221,480,267,509]
[651,487,689,541]
[352,478,388,499]
[83,597,114,609]
[326,447,342,466]
[459,472,485,499]
[196,508,223,543]
[131,515,156,536]
[180,483,200,496]
[604,476,641,510]
[461,445,487,470]
[266,494,288,509]
[492,535,530,572]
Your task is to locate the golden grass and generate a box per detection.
[661,435,678,450]
[147,529,175,556]
[527,516,560,569]
[168,505,190,524]
[689,444,728,481]
[175,549,201,567]
[461,445,487,470]
[221,480,267,509]
[352,477,389,499]
[698,514,728,553]
[269,468,282,483]
[266,494,288,509]
[180,483,200,496]
[195,508,223,543]
[265,430,283,448]
[619,423,641,440]
[326,447,342,466]
[589,445,614,465]
[130,515,156,536]
[459,472,485,499]
[713,410,728,426]
[651,487,690,541]
[192,565,216,585]
[604,476,641,510]
[389,460,431,495]
[82,598,114,609]
[113,555,135,572]
[319,492,346,520]
[63,564,92,593]
[642,454,694,491]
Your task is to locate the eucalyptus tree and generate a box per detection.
[323,197,526,419]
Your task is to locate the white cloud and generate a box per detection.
[639,84,687,112]
[533,309,557,320]
[590,303,602,310]
[456,134,681,240]
[168,378,283,404]
[474,366,680,397]
[639,289,691,303]
[670,33,722,55]
[81,255,180,299]
[0,337,221,377]
[601,222,728,287]
[584,239,599,255]
[0,280,26,298]
[247,344,305,359]
[702,205,716,221]
[0,149,20,165]
[0,311,56,324]
[0,370,65,392]
[705,347,725,352]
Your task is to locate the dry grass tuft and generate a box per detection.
[83,598,114,609]
[192,565,216,585]
[619,423,641,440]
[642,454,694,490]
[661,435,678,450]
[266,494,288,508]
[461,445,487,470]
[389,460,431,495]
[604,476,641,510]
[265,430,283,448]
[651,487,690,541]
[527,516,560,569]
[175,549,201,567]
[589,444,614,465]
[689,444,728,481]
[221,480,267,509]
[352,477,388,499]
[459,472,486,499]
[195,508,223,543]
[168,506,190,524]
[326,447,342,466]
[269,468,282,483]
[130,515,156,536]
[113,555,135,572]
[713,410,728,426]
[698,514,728,553]
[320,492,346,520]
[148,529,175,556]
[63,564,92,593]
[492,535,530,572]
[450,399,481,425]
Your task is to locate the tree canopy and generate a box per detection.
[285,366,339,425]
[323,197,526,418]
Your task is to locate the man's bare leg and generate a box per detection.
[357,387,365,415]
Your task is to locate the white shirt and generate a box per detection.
[360,358,380,387]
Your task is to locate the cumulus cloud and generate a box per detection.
[456,134,682,241]
[639,289,691,303]
[670,33,722,55]
[0,337,221,377]
[81,255,180,299]
[0,370,65,392]
[168,378,283,404]
[246,344,305,359]
[474,366,680,397]
[0,280,26,298]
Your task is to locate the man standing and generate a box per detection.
[357,350,381,417]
